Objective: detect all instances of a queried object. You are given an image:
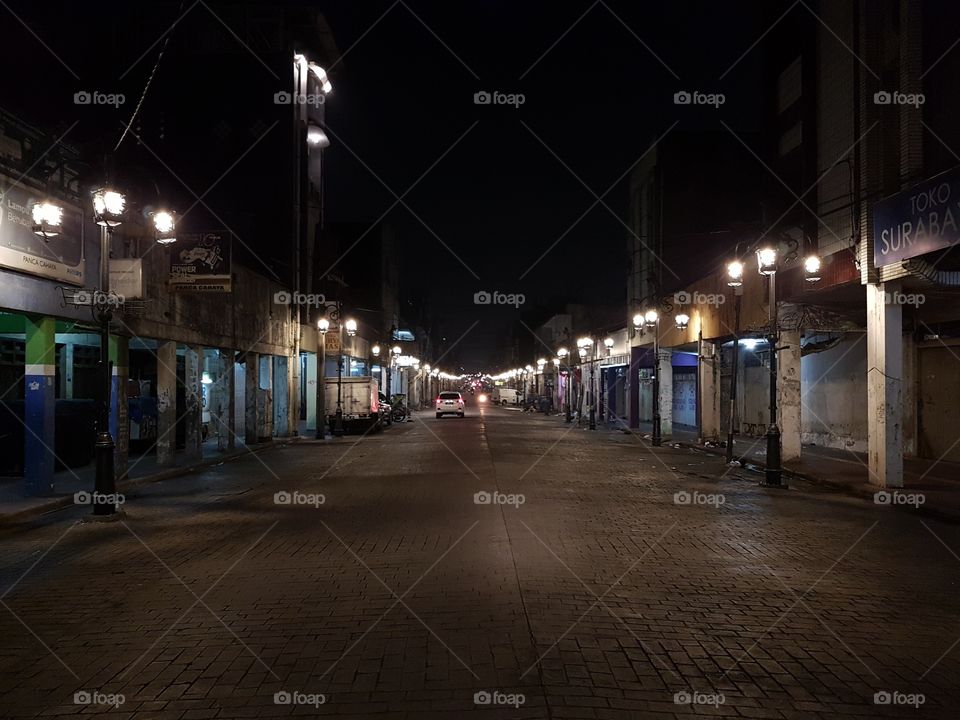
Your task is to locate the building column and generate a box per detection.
[245,352,260,445]
[109,335,129,481]
[698,341,721,442]
[273,355,289,438]
[222,350,236,451]
[305,353,318,431]
[183,345,202,460]
[156,340,177,466]
[867,282,903,487]
[778,329,802,462]
[901,332,917,456]
[24,315,56,496]
[658,349,673,437]
[59,342,74,399]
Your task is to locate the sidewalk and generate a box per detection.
[528,412,960,522]
[0,440,285,524]
[641,423,960,522]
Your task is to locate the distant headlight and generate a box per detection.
[478,394,487,403]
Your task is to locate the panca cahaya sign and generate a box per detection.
[169,232,231,291]
[873,168,960,267]
[0,181,86,285]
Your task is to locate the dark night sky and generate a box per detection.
[0,1,810,369]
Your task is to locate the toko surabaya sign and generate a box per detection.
[873,167,960,267]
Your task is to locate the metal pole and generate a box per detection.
[588,357,596,430]
[315,330,326,439]
[765,272,782,485]
[334,315,344,437]
[564,364,571,423]
[725,291,742,463]
[93,225,116,516]
[652,318,662,447]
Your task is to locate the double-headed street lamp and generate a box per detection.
[557,347,571,423]
[633,309,662,447]
[332,316,358,437]
[316,318,330,439]
[577,337,596,430]
[725,260,744,463]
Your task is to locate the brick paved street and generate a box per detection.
[2,401,960,718]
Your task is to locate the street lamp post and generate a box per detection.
[316,318,329,439]
[578,337,596,430]
[644,309,662,447]
[90,188,126,516]
[557,348,570,422]
[332,317,357,437]
[757,247,781,486]
[725,260,744,463]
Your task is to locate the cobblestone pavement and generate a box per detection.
[1,403,959,718]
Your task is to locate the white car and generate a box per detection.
[436,391,465,418]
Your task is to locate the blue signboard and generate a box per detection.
[873,167,960,267]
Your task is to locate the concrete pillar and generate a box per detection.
[109,335,129,481]
[698,341,721,442]
[24,315,56,496]
[156,341,177,466]
[273,355,289,437]
[59,342,74,399]
[245,352,260,445]
[778,329,802,462]
[222,350,235,451]
[305,353,318,431]
[657,349,673,437]
[901,332,917,456]
[867,282,903,487]
[183,345,201,460]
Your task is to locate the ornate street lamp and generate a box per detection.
[804,254,822,283]
[726,260,744,287]
[675,313,690,331]
[152,210,177,244]
[603,337,614,355]
[726,261,744,463]
[315,318,329,439]
[756,246,782,486]
[92,188,126,227]
[31,200,63,239]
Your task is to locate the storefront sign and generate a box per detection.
[0,181,85,285]
[169,232,232,291]
[873,168,960,267]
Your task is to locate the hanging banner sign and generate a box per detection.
[0,180,85,285]
[873,168,960,267]
[169,232,232,291]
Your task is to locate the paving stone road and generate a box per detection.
[1,401,959,718]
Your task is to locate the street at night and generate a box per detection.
[3,0,960,717]
[3,402,960,717]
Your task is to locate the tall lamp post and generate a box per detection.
[557,347,570,422]
[578,337,596,430]
[643,309,662,447]
[316,318,329,439]
[756,247,781,486]
[725,260,744,463]
[91,188,125,516]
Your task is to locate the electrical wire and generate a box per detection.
[114,1,185,152]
